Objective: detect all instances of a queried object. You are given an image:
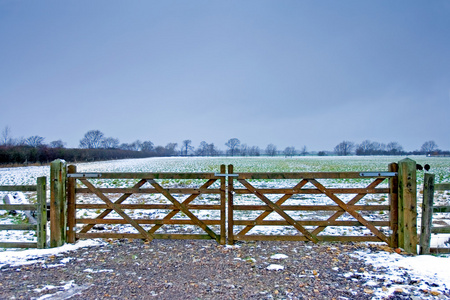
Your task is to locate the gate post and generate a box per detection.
[419,173,435,254]
[388,163,399,248]
[398,158,417,254]
[36,176,47,249]
[50,159,67,247]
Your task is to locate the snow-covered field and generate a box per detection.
[1,156,449,298]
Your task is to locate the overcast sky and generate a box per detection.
[1,1,449,152]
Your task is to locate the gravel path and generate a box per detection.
[0,239,440,299]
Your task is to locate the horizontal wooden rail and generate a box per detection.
[233,205,390,211]
[234,235,383,242]
[75,188,221,194]
[76,204,222,210]
[77,232,216,240]
[435,183,450,191]
[68,172,219,179]
[76,218,222,225]
[236,172,396,179]
[234,188,390,194]
[0,185,37,192]
[0,204,40,211]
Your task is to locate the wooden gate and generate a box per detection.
[227,164,399,247]
[66,165,226,244]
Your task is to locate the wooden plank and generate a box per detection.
[80,179,154,241]
[237,179,308,236]
[234,235,383,242]
[429,247,450,254]
[67,165,76,243]
[233,205,390,211]
[433,206,450,213]
[75,188,221,194]
[237,172,395,179]
[420,173,434,254]
[146,179,218,235]
[0,242,38,248]
[398,158,417,254]
[70,172,217,179]
[50,159,67,248]
[79,178,148,234]
[233,220,390,226]
[0,204,37,210]
[234,188,390,194]
[75,204,222,210]
[435,183,450,191]
[431,226,450,234]
[76,232,214,240]
[309,178,390,244]
[76,218,221,225]
[36,176,47,249]
[228,165,235,245]
[389,162,399,248]
[0,224,37,230]
[220,164,226,245]
[147,179,219,242]
[311,178,385,236]
[238,178,319,243]
[0,185,37,192]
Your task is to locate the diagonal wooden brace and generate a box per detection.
[238,179,319,243]
[309,179,389,244]
[147,179,219,242]
[80,179,154,241]
[311,178,385,235]
[238,179,309,236]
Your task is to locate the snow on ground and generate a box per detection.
[1,156,450,299]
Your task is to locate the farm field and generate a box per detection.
[1,155,450,299]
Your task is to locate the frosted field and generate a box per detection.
[1,155,449,246]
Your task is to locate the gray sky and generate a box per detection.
[1,1,449,152]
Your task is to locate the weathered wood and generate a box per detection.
[398,158,417,254]
[389,163,399,248]
[227,164,235,245]
[435,183,450,191]
[233,188,390,194]
[69,172,218,179]
[420,173,434,254]
[36,176,47,249]
[433,206,450,213]
[0,242,38,248]
[0,204,37,210]
[0,185,37,192]
[0,224,37,230]
[67,165,76,243]
[75,188,221,194]
[237,172,396,179]
[234,235,383,242]
[429,247,450,254]
[77,232,215,240]
[431,226,450,234]
[220,165,226,245]
[233,220,389,226]
[76,218,222,225]
[233,205,390,211]
[50,159,67,248]
[75,204,222,210]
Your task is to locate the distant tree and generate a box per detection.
[300,146,308,156]
[386,142,403,155]
[102,137,120,149]
[248,146,261,156]
[79,130,104,149]
[165,143,178,156]
[129,140,142,151]
[196,141,208,156]
[26,136,45,147]
[240,144,248,156]
[1,126,12,145]
[225,138,241,156]
[334,141,354,156]
[265,144,277,156]
[154,145,166,156]
[141,141,154,152]
[421,141,438,154]
[182,140,193,156]
[317,151,327,156]
[49,140,66,148]
[283,146,295,157]
[207,143,218,156]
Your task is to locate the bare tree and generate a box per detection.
[240,144,248,156]
[386,142,403,155]
[283,146,295,157]
[26,136,45,147]
[300,146,308,156]
[248,146,261,156]
[165,143,178,156]
[102,137,120,149]
[182,140,193,156]
[1,126,12,145]
[265,144,277,156]
[225,138,241,156]
[49,140,66,148]
[334,141,354,156]
[141,141,154,152]
[421,141,438,154]
[79,130,104,149]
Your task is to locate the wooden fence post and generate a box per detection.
[50,159,67,247]
[67,165,76,243]
[227,164,234,245]
[419,173,435,255]
[398,158,417,254]
[36,176,47,249]
[219,164,226,245]
[389,163,399,248]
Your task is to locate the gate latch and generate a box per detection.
[67,173,102,178]
[359,172,397,177]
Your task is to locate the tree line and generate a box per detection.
[0,126,447,165]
